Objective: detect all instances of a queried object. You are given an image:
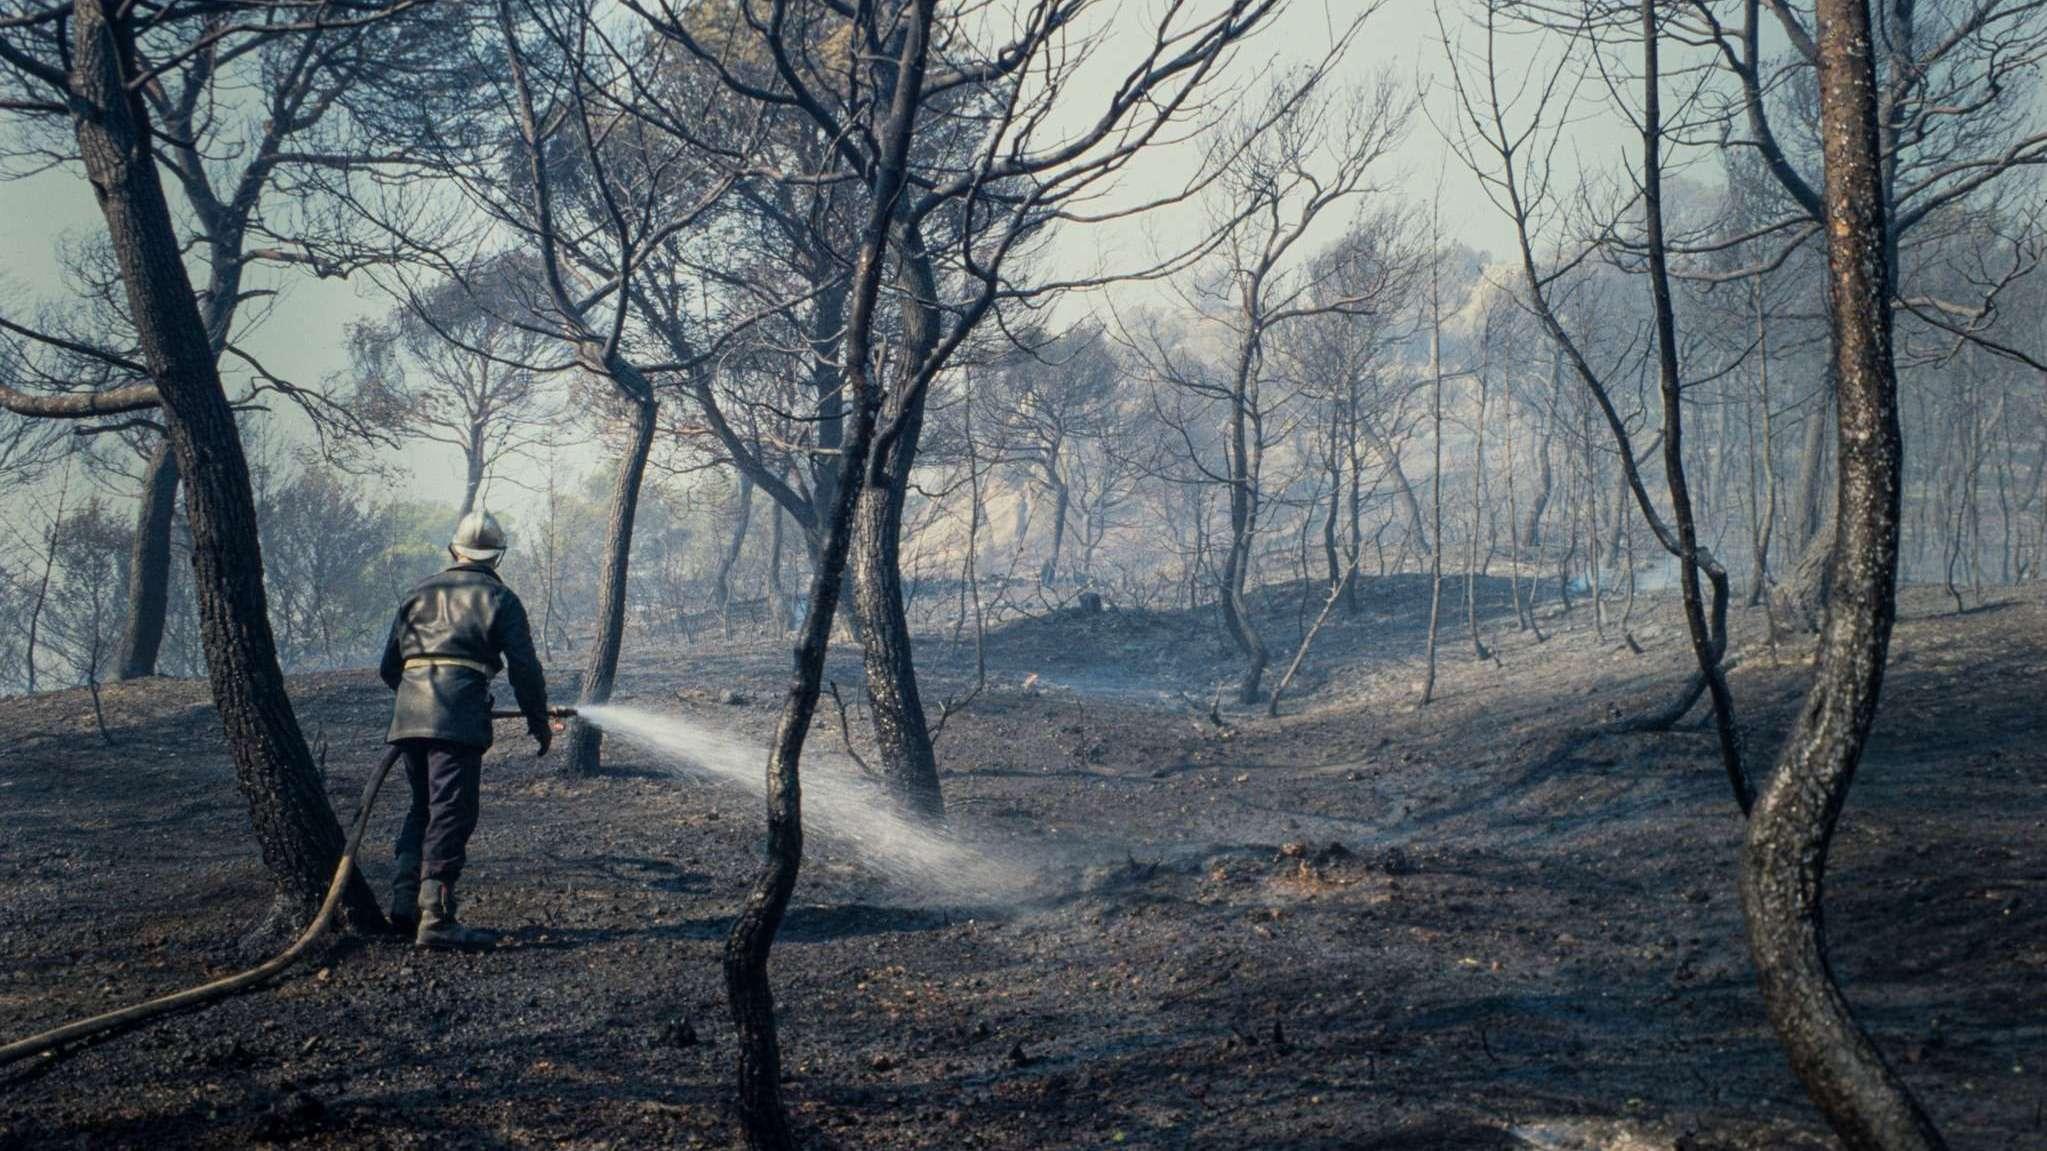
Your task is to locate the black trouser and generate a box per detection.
[392,739,485,884]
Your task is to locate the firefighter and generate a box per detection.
[378,509,551,949]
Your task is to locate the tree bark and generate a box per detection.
[1781,372,1839,628]
[803,277,849,563]
[1344,384,1365,615]
[852,405,942,820]
[852,229,943,821]
[1748,281,1780,606]
[1218,320,1270,704]
[1040,476,1070,587]
[717,472,757,637]
[1421,275,1445,705]
[1582,412,1607,639]
[1780,508,1839,632]
[561,384,657,775]
[66,0,380,931]
[1361,419,1429,559]
[1795,386,1834,550]
[458,432,486,522]
[1520,346,1562,549]
[1324,402,1344,590]
[113,437,177,679]
[1740,0,1948,1138]
[1466,369,1490,660]
[1506,395,1536,633]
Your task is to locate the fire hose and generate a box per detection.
[0,707,576,1071]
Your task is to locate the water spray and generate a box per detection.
[0,703,1028,1070]
[576,703,1031,903]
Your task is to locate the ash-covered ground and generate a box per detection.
[2,581,2041,1148]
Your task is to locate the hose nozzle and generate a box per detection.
[490,706,579,720]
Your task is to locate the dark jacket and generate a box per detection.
[379,562,548,748]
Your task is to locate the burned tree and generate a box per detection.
[0,0,400,935]
[985,326,1122,589]
[1420,235,1449,704]
[1,1,415,681]
[1149,62,1411,704]
[1440,0,1753,811]
[1273,206,1423,619]
[350,258,561,523]
[1679,0,2047,624]
[339,0,743,775]
[628,0,1294,1138]
[1738,0,1952,1141]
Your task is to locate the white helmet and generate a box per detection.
[451,509,507,565]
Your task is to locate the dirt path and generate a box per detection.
[2,584,2041,1148]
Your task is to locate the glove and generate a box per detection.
[533,722,554,758]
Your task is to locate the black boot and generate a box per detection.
[390,853,422,933]
[415,879,497,950]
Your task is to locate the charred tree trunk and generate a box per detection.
[1781,370,1840,628]
[1465,369,1490,660]
[1218,303,1271,704]
[1362,419,1429,559]
[1749,281,1780,606]
[727,378,875,1151]
[458,431,486,522]
[1323,417,1344,590]
[768,500,789,635]
[1521,347,1562,548]
[1220,366,1269,704]
[1740,0,1947,1138]
[1040,475,1070,587]
[1605,464,1630,574]
[562,384,657,775]
[1421,278,1445,705]
[1557,470,1577,616]
[853,231,943,820]
[1506,396,1536,634]
[102,45,265,685]
[717,472,757,637]
[1641,1,1751,814]
[852,414,942,819]
[727,404,874,1151]
[804,279,849,564]
[1582,406,1607,639]
[114,437,178,680]
[1780,508,1839,632]
[1794,386,1834,551]
[1345,389,1366,615]
[66,0,380,932]
[724,7,924,1143]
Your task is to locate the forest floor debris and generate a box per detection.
[1,584,2041,1148]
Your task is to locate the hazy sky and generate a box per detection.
[0,0,1585,525]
